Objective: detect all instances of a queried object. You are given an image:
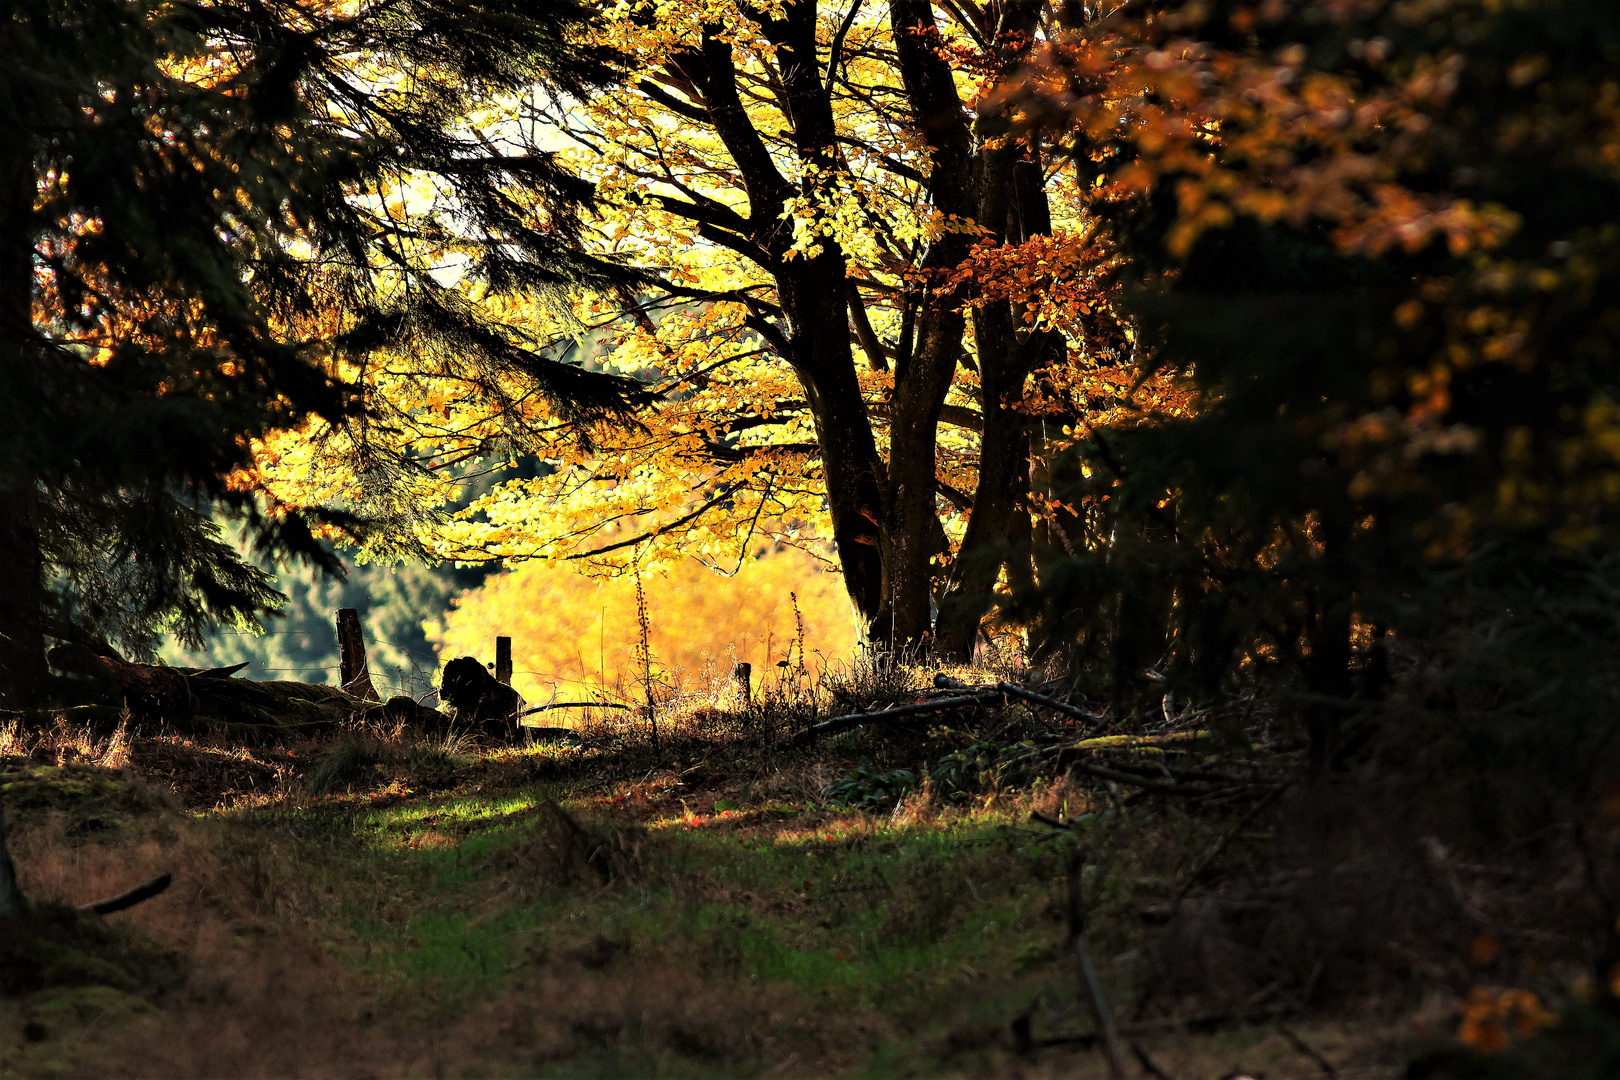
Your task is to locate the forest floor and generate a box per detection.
[0,668,1569,1078]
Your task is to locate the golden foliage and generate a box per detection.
[244,0,1168,588]
[431,545,856,705]
[1456,985,1557,1054]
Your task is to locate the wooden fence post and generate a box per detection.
[336,608,380,701]
[732,662,752,707]
[495,636,513,685]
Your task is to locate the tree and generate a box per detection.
[0,0,355,706]
[0,0,649,706]
[1001,0,1620,768]
[253,0,1161,658]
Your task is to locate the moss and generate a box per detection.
[0,904,183,1000]
[1,764,131,812]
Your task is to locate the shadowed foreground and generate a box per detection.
[0,665,1610,1078]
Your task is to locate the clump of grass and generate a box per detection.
[1,715,133,769]
[504,798,645,891]
[303,736,384,797]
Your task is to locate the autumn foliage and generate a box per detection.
[433,544,855,705]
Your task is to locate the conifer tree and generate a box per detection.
[1009,0,1620,772]
[0,0,644,706]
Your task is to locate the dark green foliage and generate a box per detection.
[823,758,916,809]
[0,0,367,691]
[1,0,645,703]
[215,0,659,550]
[928,738,1051,799]
[1017,0,1620,781]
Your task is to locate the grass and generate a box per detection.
[1,666,1594,1077]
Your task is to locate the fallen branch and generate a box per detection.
[993,682,1106,727]
[1131,1043,1174,1080]
[1069,730,1210,751]
[1068,849,1127,1080]
[782,690,1003,746]
[1034,1002,1294,1046]
[1280,1026,1339,1077]
[78,873,172,917]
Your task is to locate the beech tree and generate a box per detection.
[255,0,1168,657]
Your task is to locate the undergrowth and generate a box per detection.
[0,657,1609,1077]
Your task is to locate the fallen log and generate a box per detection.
[382,695,451,729]
[25,649,380,741]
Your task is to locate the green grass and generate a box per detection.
[220,786,1078,1042]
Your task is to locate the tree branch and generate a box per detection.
[78,873,172,917]
[565,482,745,559]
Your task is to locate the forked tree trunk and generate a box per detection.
[649,0,1068,652]
[919,0,1057,661]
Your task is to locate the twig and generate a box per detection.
[78,873,172,917]
[1069,850,1128,1079]
[1131,1042,1175,1080]
[518,701,631,718]
[784,681,1109,748]
[1280,1026,1338,1077]
[994,682,1106,727]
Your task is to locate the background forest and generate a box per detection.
[5,0,1620,1075]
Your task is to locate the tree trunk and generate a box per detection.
[666,7,898,643]
[884,0,983,652]
[1305,505,1355,776]
[783,267,892,642]
[0,139,45,709]
[932,6,1055,661]
[651,0,1069,651]
[336,607,380,701]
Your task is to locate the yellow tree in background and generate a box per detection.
[250,0,1182,661]
[433,543,854,705]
